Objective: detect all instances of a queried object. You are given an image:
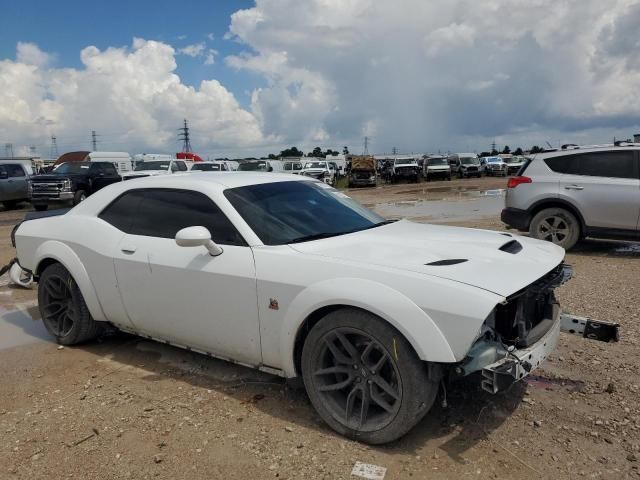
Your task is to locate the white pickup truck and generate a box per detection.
[122,159,190,180]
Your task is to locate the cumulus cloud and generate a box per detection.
[227,0,640,152]
[178,42,206,57]
[16,42,53,68]
[0,39,265,156]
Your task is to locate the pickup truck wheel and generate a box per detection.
[3,200,18,210]
[301,308,438,444]
[530,207,580,250]
[34,204,48,211]
[73,190,87,205]
[38,263,101,345]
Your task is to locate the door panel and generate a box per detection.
[114,235,261,365]
[558,176,639,230]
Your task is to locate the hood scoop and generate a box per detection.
[499,239,523,254]
[425,259,468,266]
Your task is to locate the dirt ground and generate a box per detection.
[0,177,639,479]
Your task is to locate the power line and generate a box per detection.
[178,119,193,152]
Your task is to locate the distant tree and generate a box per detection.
[502,145,511,154]
[268,153,277,159]
[513,147,523,156]
[342,146,349,155]
[530,145,543,154]
[490,149,498,155]
[279,147,303,157]
[478,151,491,157]
[307,146,325,158]
[324,149,338,156]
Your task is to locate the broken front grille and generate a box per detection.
[493,263,571,348]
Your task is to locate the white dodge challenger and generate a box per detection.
[14,173,583,443]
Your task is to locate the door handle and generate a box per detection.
[564,185,584,191]
[121,245,137,254]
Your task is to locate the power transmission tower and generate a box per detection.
[363,136,369,155]
[50,136,58,158]
[178,119,193,152]
[29,146,37,156]
[91,130,99,151]
[391,146,397,155]
[4,143,13,158]
[491,140,496,153]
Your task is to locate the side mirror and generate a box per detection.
[175,226,223,256]
[268,166,273,172]
[0,171,7,180]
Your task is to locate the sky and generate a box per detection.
[1,0,640,158]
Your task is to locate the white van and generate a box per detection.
[238,159,285,173]
[87,151,133,175]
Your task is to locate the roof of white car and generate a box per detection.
[130,171,310,188]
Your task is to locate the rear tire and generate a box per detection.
[301,308,438,444]
[38,263,102,345]
[3,200,18,210]
[529,207,580,250]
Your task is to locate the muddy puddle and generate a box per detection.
[371,188,505,221]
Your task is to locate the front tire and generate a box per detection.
[38,263,102,345]
[73,190,86,205]
[301,308,438,444]
[529,207,580,250]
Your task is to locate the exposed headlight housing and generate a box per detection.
[62,179,72,191]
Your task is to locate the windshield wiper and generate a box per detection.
[288,232,346,244]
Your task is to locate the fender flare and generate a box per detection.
[34,241,107,321]
[279,278,457,377]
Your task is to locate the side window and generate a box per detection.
[170,162,179,172]
[176,161,188,172]
[6,164,25,177]
[99,189,245,246]
[284,163,292,171]
[546,151,637,179]
[90,163,107,175]
[98,191,145,232]
[102,163,118,176]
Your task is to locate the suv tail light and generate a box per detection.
[507,176,532,188]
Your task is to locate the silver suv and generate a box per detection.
[501,146,640,250]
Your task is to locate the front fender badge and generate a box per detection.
[268,298,279,310]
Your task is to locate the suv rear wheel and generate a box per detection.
[530,207,580,250]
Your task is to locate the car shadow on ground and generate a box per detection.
[3,307,524,460]
[569,238,640,258]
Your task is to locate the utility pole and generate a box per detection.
[178,119,193,152]
[4,143,13,158]
[363,136,369,155]
[490,140,496,153]
[91,130,99,151]
[50,136,58,158]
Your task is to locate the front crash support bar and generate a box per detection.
[560,313,619,343]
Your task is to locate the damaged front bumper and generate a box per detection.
[454,263,620,394]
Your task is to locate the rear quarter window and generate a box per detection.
[545,151,638,179]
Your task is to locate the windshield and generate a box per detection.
[395,159,416,165]
[304,162,327,169]
[428,158,448,166]
[504,157,520,164]
[191,163,220,171]
[135,161,170,171]
[460,157,479,165]
[54,162,91,174]
[238,162,268,171]
[224,181,385,245]
[487,158,501,163]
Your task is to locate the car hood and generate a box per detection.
[302,169,329,174]
[31,173,81,182]
[289,220,564,297]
